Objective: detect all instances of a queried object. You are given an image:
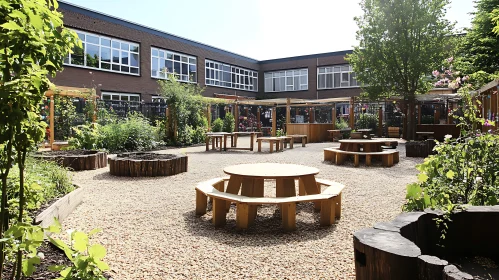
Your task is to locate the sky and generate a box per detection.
[63,0,476,60]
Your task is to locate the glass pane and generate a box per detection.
[318,75,326,89]
[319,68,325,74]
[112,64,120,71]
[121,66,129,72]
[121,43,129,51]
[111,95,119,100]
[130,53,139,67]
[112,40,120,49]
[286,71,293,76]
[342,72,349,82]
[159,50,165,58]
[166,60,173,73]
[63,55,69,64]
[112,50,120,63]
[86,44,100,67]
[190,71,197,82]
[174,62,180,74]
[101,47,111,63]
[131,67,139,74]
[181,56,188,63]
[350,72,357,87]
[86,35,99,44]
[152,57,158,76]
[189,64,196,74]
[159,71,165,78]
[174,55,180,61]
[294,76,300,90]
[71,45,84,66]
[77,32,85,41]
[181,63,188,75]
[121,95,129,101]
[152,48,159,57]
[121,51,129,65]
[341,65,350,72]
[101,63,111,70]
[301,69,307,75]
[334,73,341,87]
[286,77,293,87]
[189,58,196,64]
[102,94,111,100]
[300,75,307,87]
[326,73,333,88]
[101,38,111,47]
[334,66,341,72]
[130,95,140,101]
[265,79,272,92]
[167,52,173,59]
[130,45,139,52]
[206,70,210,79]
[265,73,271,79]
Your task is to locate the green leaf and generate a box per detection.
[49,265,65,272]
[22,256,41,276]
[446,170,455,179]
[60,267,72,277]
[95,260,110,271]
[1,21,22,30]
[72,231,89,253]
[89,244,106,260]
[47,218,62,233]
[88,228,102,237]
[417,173,429,182]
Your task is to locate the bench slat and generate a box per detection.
[324,148,398,155]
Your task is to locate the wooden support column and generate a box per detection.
[234,103,239,132]
[418,103,422,125]
[286,98,291,133]
[206,104,211,131]
[309,106,315,123]
[378,106,383,137]
[447,102,453,124]
[434,104,440,124]
[257,107,261,131]
[349,97,355,128]
[402,102,408,139]
[49,95,55,147]
[272,107,277,136]
[332,104,336,130]
[92,96,97,123]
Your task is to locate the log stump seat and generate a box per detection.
[324,148,399,167]
[34,150,107,171]
[109,152,187,177]
[195,177,344,231]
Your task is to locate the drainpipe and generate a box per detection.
[316,58,319,99]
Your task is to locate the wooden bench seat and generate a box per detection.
[277,136,294,149]
[286,134,308,147]
[324,148,399,167]
[256,137,284,153]
[195,178,344,231]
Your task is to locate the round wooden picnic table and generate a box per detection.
[339,139,386,153]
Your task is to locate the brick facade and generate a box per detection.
[52,2,361,101]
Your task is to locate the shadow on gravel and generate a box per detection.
[91,171,166,182]
[183,202,337,246]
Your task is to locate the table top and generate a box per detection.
[339,139,386,144]
[232,131,262,135]
[205,132,232,135]
[224,163,319,179]
[356,129,372,132]
[416,131,435,134]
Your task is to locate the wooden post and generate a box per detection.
[272,107,276,136]
[286,98,291,133]
[349,97,355,128]
[403,102,408,139]
[92,96,97,123]
[447,102,453,124]
[434,104,440,124]
[378,106,383,137]
[309,107,315,123]
[257,107,261,131]
[165,107,169,136]
[332,104,336,130]
[234,103,239,132]
[418,103,422,125]
[206,104,211,131]
[49,95,55,147]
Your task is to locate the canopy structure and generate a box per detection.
[45,86,94,147]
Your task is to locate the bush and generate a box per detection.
[99,112,159,152]
[421,115,434,124]
[68,123,100,150]
[356,113,378,130]
[211,118,223,132]
[223,114,235,133]
[335,117,349,129]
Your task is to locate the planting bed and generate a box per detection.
[34,150,107,171]
[354,206,499,280]
[109,152,188,177]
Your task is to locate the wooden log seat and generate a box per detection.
[195,178,344,231]
[256,137,284,153]
[286,134,308,147]
[324,148,399,167]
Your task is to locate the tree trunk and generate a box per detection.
[0,129,14,276]
[15,149,26,280]
[406,95,417,140]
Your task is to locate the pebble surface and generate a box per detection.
[61,138,422,279]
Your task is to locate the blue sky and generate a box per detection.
[63,0,475,60]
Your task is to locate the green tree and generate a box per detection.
[348,0,453,139]
[0,0,79,277]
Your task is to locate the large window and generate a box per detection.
[64,29,140,75]
[264,69,308,92]
[205,60,258,91]
[101,92,141,109]
[317,65,358,89]
[151,48,197,82]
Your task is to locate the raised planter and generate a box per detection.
[406,140,437,157]
[34,150,107,171]
[35,186,84,229]
[388,126,400,138]
[350,132,363,139]
[109,152,188,177]
[354,207,499,280]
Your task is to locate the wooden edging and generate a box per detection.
[35,185,84,231]
[109,154,188,177]
[33,151,108,171]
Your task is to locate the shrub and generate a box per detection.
[99,112,158,152]
[54,96,77,141]
[335,117,349,129]
[223,114,235,133]
[276,129,285,137]
[356,113,378,130]
[211,118,223,132]
[68,123,100,150]
[421,115,434,124]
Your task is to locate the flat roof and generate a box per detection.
[59,1,352,65]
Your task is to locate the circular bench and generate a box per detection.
[324,148,399,167]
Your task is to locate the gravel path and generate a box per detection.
[63,137,422,279]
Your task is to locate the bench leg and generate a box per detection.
[290,138,294,149]
[302,137,306,147]
[195,190,207,216]
[336,153,345,165]
[250,134,254,151]
[241,178,257,226]
[366,154,372,166]
[320,198,336,226]
[300,175,321,212]
[394,151,399,163]
[258,140,262,152]
[212,137,216,150]
[212,198,226,227]
[354,154,359,167]
[226,175,243,211]
[205,137,209,151]
[281,202,296,231]
[223,136,227,152]
[280,140,284,150]
[298,179,306,196]
[387,154,394,167]
[269,141,274,153]
[236,203,250,230]
[335,193,342,219]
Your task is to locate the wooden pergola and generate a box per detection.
[44,86,95,147]
[472,79,499,132]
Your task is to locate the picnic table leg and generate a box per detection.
[205,136,209,151]
[241,178,257,226]
[366,154,372,166]
[250,134,254,151]
[300,175,321,212]
[223,135,227,151]
[225,175,243,211]
[302,136,306,147]
[257,140,262,152]
[280,139,284,151]
[335,193,342,219]
[233,134,237,147]
[290,138,294,149]
[298,179,306,196]
[212,137,216,150]
[269,141,274,153]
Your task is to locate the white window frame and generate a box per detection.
[152,96,166,103]
[151,47,197,83]
[64,29,140,76]
[205,59,258,92]
[317,65,359,89]
[101,92,141,109]
[264,68,308,92]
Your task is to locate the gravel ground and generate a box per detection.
[62,137,423,279]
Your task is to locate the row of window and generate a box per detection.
[64,29,359,92]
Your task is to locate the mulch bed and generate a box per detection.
[39,150,99,156]
[117,152,179,160]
